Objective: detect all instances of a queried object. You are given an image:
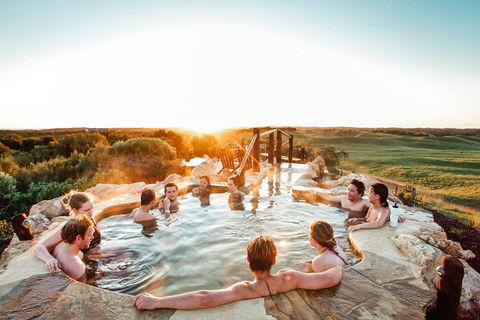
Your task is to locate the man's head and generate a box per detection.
[347,179,366,200]
[164,183,178,201]
[247,236,277,273]
[61,215,94,249]
[141,188,156,206]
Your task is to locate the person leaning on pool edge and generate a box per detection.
[316,179,371,215]
[134,236,342,310]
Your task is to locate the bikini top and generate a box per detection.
[326,247,348,265]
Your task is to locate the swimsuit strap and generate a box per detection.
[265,281,273,296]
[326,247,348,265]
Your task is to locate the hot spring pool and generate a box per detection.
[86,164,358,296]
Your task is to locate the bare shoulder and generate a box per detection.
[60,255,86,280]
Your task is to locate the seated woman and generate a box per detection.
[135,236,342,310]
[192,175,211,206]
[347,183,391,233]
[228,175,245,211]
[34,192,101,272]
[310,220,348,272]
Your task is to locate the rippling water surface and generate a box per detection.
[87,163,357,296]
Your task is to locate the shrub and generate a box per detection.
[0,154,19,175]
[0,220,14,241]
[109,138,176,160]
[191,135,218,157]
[0,172,16,207]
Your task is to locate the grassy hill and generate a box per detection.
[287,127,480,229]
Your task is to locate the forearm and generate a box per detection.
[315,191,333,201]
[34,244,54,263]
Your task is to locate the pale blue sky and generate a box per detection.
[1,0,479,130]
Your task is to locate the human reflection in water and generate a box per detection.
[228,175,245,211]
[138,219,159,239]
[192,175,211,207]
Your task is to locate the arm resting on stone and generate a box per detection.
[34,230,63,272]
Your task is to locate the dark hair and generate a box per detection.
[228,175,241,187]
[310,220,337,249]
[141,188,156,206]
[371,183,389,208]
[200,175,211,187]
[164,183,178,193]
[349,179,366,197]
[64,191,93,211]
[61,215,93,244]
[247,236,277,273]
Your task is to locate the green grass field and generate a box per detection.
[287,128,480,229]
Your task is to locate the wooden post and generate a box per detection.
[268,132,274,165]
[288,135,293,163]
[427,256,464,320]
[253,128,260,172]
[276,130,282,164]
[11,213,33,241]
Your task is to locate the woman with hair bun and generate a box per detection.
[34,191,101,272]
[310,220,348,272]
[347,183,391,233]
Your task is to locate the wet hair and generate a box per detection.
[141,188,156,206]
[370,183,389,208]
[247,236,277,273]
[61,215,93,244]
[199,175,211,187]
[310,220,337,249]
[64,191,93,211]
[349,179,366,197]
[228,175,241,187]
[164,183,178,193]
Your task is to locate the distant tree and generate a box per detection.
[0,134,22,150]
[191,134,218,157]
[21,137,43,152]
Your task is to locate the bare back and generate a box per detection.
[52,242,86,282]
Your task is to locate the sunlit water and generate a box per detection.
[86,163,358,296]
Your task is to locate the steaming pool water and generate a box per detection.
[86,163,359,296]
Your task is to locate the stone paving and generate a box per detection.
[0,163,479,319]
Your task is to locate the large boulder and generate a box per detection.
[85,182,146,202]
[27,214,52,235]
[28,197,69,220]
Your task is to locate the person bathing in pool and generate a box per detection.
[309,220,348,272]
[316,179,371,215]
[347,183,403,233]
[134,236,342,310]
[35,192,101,273]
[158,183,180,215]
[192,175,211,206]
[51,214,95,282]
[130,188,157,222]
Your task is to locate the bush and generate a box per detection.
[0,154,19,175]
[0,220,14,241]
[0,172,16,207]
[109,138,176,160]
[191,135,218,157]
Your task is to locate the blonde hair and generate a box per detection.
[310,220,337,249]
